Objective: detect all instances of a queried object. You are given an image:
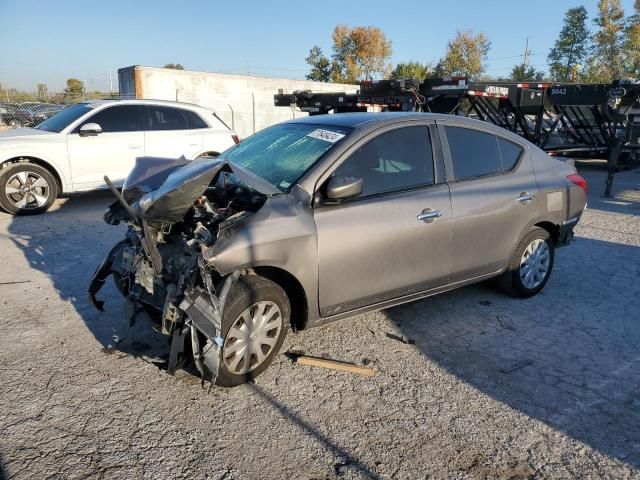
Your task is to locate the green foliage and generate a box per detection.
[329,25,392,82]
[547,6,590,81]
[389,61,430,81]
[587,0,625,82]
[305,46,331,82]
[436,30,491,79]
[510,64,545,81]
[164,63,184,70]
[624,0,640,78]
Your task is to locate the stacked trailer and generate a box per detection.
[274,78,640,195]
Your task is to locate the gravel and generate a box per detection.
[0,163,639,479]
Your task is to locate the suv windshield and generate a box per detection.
[35,103,94,132]
[219,123,351,192]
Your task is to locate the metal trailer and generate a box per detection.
[274,78,640,196]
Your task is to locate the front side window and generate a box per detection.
[78,105,141,133]
[445,126,502,180]
[332,126,434,197]
[145,106,190,131]
[220,123,351,192]
[36,103,94,133]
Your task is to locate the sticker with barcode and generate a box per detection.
[306,129,345,143]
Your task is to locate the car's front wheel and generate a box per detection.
[498,226,555,298]
[212,275,290,387]
[0,163,58,215]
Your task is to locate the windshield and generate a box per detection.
[219,123,351,192]
[35,103,94,132]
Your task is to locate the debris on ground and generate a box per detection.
[496,314,516,331]
[500,359,533,374]
[385,332,415,344]
[290,354,375,377]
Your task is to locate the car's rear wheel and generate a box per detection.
[0,163,58,215]
[212,275,290,387]
[498,226,555,298]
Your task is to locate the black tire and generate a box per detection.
[214,275,290,387]
[0,163,58,215]
[498,226,555,298]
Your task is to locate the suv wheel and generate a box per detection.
[0,163,58,215]
[213,275,290,387]
[498,226,555,298]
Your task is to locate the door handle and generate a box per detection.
[188,142,200,146]
[417,208,443,223]
[516,192,536,203]
[127,144,142,149]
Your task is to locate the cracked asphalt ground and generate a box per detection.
[0,163,639,480]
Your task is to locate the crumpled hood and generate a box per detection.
[0,127,55,142]
[123,156,280,224]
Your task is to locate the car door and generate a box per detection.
[66,104,144,190]
[142,105,204,159]
[439,122,538,281]
[314,123,453,318]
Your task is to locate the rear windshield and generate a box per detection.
[35,103,94,132]
[219,123,351,192]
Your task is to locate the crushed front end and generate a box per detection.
[89,157,272,384]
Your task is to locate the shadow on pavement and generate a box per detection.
[0,451,6,480]
[384,236,640,468]
[3,191,378,477]
[3,174,639,471]
[249,383,380,479]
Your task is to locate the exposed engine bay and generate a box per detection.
[89,157,273,384]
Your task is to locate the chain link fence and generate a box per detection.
[0,91,132,129]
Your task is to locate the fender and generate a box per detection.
[0,152,70,193]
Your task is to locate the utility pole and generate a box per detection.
[108,68,113,96]
[523,37,531,68]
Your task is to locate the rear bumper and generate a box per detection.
[557,216,580,247]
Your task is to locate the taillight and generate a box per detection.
[232,134,240,144]
[567,174,587,194]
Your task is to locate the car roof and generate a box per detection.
[285,111,472,128]
[82,99,210,110]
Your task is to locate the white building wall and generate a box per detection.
[118,66,357,138]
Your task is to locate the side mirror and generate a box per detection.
[326,176,363,201]
[79,122,102,136]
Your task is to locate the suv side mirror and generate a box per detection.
[79,122,102,136]
[326,176,363,201]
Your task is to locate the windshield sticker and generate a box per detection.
[306,129,345,143]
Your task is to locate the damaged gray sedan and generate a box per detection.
[90,113,587,387]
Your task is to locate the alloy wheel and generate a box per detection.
[4,170,51,210]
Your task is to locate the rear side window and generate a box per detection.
[333,126,434,197]
[445,126,501,180]
[145,106,190,131]
[182,109,209,129]
[497,137,523,171]
[80,105,141,133]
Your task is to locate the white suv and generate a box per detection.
[0,99,238,214]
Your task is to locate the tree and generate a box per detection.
[164,63,184,70]
[588,0,625,82]
[305,46,331,82]
[437,30,491,79]
[37,83,48,99]
[329,25,392,82]
[389,61,430,81]
[510,63,545,81]
[547,6,590,81]
[624,0,640,77]
[64,78,84,95]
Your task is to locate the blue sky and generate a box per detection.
[0,0,635,91]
